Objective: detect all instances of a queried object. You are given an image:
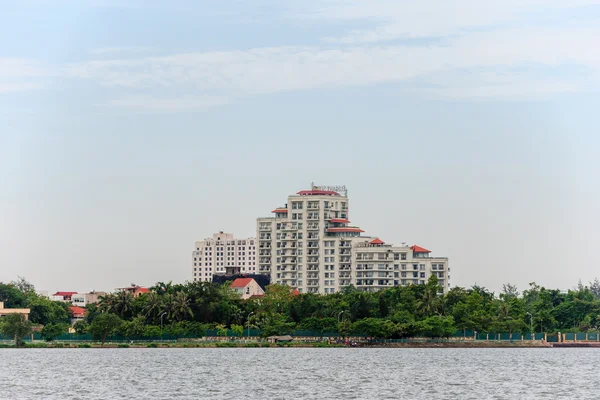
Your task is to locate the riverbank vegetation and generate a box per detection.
[3,276,600,343]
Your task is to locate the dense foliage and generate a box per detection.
[4,277,600,339]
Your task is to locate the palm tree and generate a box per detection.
[143,292,162,323]
[171,292,194,321]
[113,291,134,319]
[98,293,117,314]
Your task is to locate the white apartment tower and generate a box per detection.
[192,232,257,282]
[257,185,449,294]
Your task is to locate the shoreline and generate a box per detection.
[1,341,557,349]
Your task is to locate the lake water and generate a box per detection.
[1,348,598,399]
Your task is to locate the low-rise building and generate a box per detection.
[68,306,86,324]
[230,278,265,300]
[117,284,149,298]
[71,291,105,307]
[51,292,78,302]
[0,301,30,320]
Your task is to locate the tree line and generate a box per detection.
[3,276,600,345]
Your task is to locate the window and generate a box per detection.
[401,253,407,260]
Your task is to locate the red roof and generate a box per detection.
[291,289,301,296]
[329,218,350,223]
[271,208,288,213]
[137,288,149,294]
[230,278,254,288]
[53,292,77,296]
[370,238,385,245]
[326,227,364,233]
[411,245,431,253]
[69,306,86,317]
[296,190,340,196]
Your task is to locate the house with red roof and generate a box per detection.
[117,284,150,298]
[230,278,265,300]
[68,306,86,323]
[51,292,78,302]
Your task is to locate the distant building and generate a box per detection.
[117,284,149,298]
[68,306,86,324]
[230,278,265,300]
[212,273,271,291]
[256,185,450,294]
[192,232,257,282]
[71,291,106,307]
[51,292,78,302]
[0,301,30,320]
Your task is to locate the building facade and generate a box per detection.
[192,232,257,282]
[256,185,450,294]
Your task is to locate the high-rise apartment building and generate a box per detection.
[256,185,449,294]
[192,232,257,282]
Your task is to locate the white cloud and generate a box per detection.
[106,94,230,110]
[0,59,49,94]
[65,25,600,108]
[89,46,155,55]
[311,0,600,43]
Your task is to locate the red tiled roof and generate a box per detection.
[69,306,86,317]
[329,218,350,223]
[53,292,78,296]
[249,294,265,299]
[296,190,340,196]
[271,208,288,213]
[231,278,254,288]
[370,238,385,245]
[291,289,301,296]
[326,227,364,233]
[411,245,431,253]
[137,288,149,293]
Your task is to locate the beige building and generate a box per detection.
[0,302,30,320]
[230,278,265,300]
[256,185,450,294]
[72,291,106,307]
[192,232,257,282]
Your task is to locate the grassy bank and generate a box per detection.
[0,340,550,349]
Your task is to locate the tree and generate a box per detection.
[231,324,244,337]
[11,276,35,294]
[41,323,68,341]
[422,316,456,338]
[0,283,27,308]
[119,316,146,339]
[27,296,69,326]
[73,320,89,335]
[0,313,32,347]
[88,313,123,344]
[216,324,229,337]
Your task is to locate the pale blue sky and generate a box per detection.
[1,0,600,294]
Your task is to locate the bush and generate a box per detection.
[244,343,260,348]
[78,344,92,348]
[215,342,238,348]
[118,344,130,348]
[147,343,158,348]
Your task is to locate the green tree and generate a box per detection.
[88,313,123,344]
[27,296,69,326]
[0,283,27,308]
[120,315,146,339]
[231,324,244,337]
[422,316,455,338]
[0,313,32,346]
[216,323,229,337]
[41,323,68,341]
[73,320,89,335]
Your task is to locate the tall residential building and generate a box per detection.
[256,185,450,294]
[192,232,257,282]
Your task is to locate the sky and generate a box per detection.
[1,0,600,295]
